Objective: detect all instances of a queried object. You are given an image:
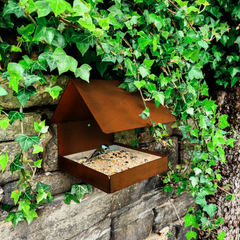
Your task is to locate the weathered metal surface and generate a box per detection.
[58,143,168,193]
[51,79,176,133]
[51,79,173,193]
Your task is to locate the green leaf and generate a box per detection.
[139,107,150,120]
[15,134,40,152]
[216,174,221,181]
[0,153,8,172]
[49,0,72,16]
[3,0,25,18]
[139,66,149,78]
[10,153,24,174]
[7,63,24,92]
[75,64,92,82]
[203,204,217,219]
[226,138,236,147]
[153,91,165,107]
[5,211,24,228]
[219,114,230,129]
[190,176,198,188]
[24,209,38,225]
[0,119,10,130]
[138,38,152,50]
[34,120,49,133]
[64,192,80,204]
[228,66,240,78]
[217,231,225,240]
[35,182,51,192]
[163,185,173,193]
[195,194,207,207]
[71,184,90,200]
[188,63,204,80]
[45,86,62,99]
[0,85,8,96]
[35,1,51,18]
[184,213,199,228]
[8,111,25,124]
[134,80,145,89]
[22,74,41,88]
[37,189,48,204]
[34,159,42,168]
[33,145,43,154]
[11,190,21,205]
[18,199,30,215]
[15,86,37,107]
[99,18,110,30]
[185,230,197,240]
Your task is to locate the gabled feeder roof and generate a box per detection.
[51,79,175,134]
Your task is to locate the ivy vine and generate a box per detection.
[0,0,239,239]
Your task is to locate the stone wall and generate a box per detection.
[0,76,195,240]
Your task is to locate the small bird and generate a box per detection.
[85,144,110,162]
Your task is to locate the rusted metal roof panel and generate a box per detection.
[51,79,175,133]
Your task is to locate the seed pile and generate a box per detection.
[77,149,152,176]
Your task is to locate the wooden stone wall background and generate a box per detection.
[0,76,195,240]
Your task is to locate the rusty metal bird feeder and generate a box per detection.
[51,79,176,193]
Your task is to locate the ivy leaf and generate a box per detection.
[185,230,197,240]
[34,120,49,133]
[64,193,80,204]
[188,63,204,80]
[139,107,150,120]
[7,63,24,92]
[15,86,37,107]
[217,231,225,240]
[10,153,24,174]
[18,200,30,215]
[5,211,24,228]
[34,159,42,168]
[184,213,199,228]
[0,85,8,96]
[37,189,48,204]
[20,187,35,201]
[22,74,41,88]
[228,66,240,78]
[226,138,236,147]
[99,18,110,30]
[33,145,43,154]
[0,119,9,130]
[24,209,38,225]
[203,204,217,219]
[8,111,25,124]
[45,86,62,99]
[11,190,21,205]
[35,1,51,17]
[138,38,152,50]
[0,153,8,172]
[15,134,40,152]
[134,80,145,89]
[195,193,207,207]
[153,91,165,107]
[49,0,72,16]
[75,64,92,82]
[35,182,51,192]
[219,114,230,129]
[190,176,198,188]
[163,185,173,193]
[3,0,25,18]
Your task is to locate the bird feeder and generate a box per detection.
[51,79,176,193]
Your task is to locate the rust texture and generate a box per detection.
[51,79,175,193]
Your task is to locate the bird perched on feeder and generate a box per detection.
[85,144,110,162]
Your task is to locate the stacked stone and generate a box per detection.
[0,75,194,240]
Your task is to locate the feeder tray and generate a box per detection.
[51,79,176,193]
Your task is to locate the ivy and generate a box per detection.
[0,0,238,236]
